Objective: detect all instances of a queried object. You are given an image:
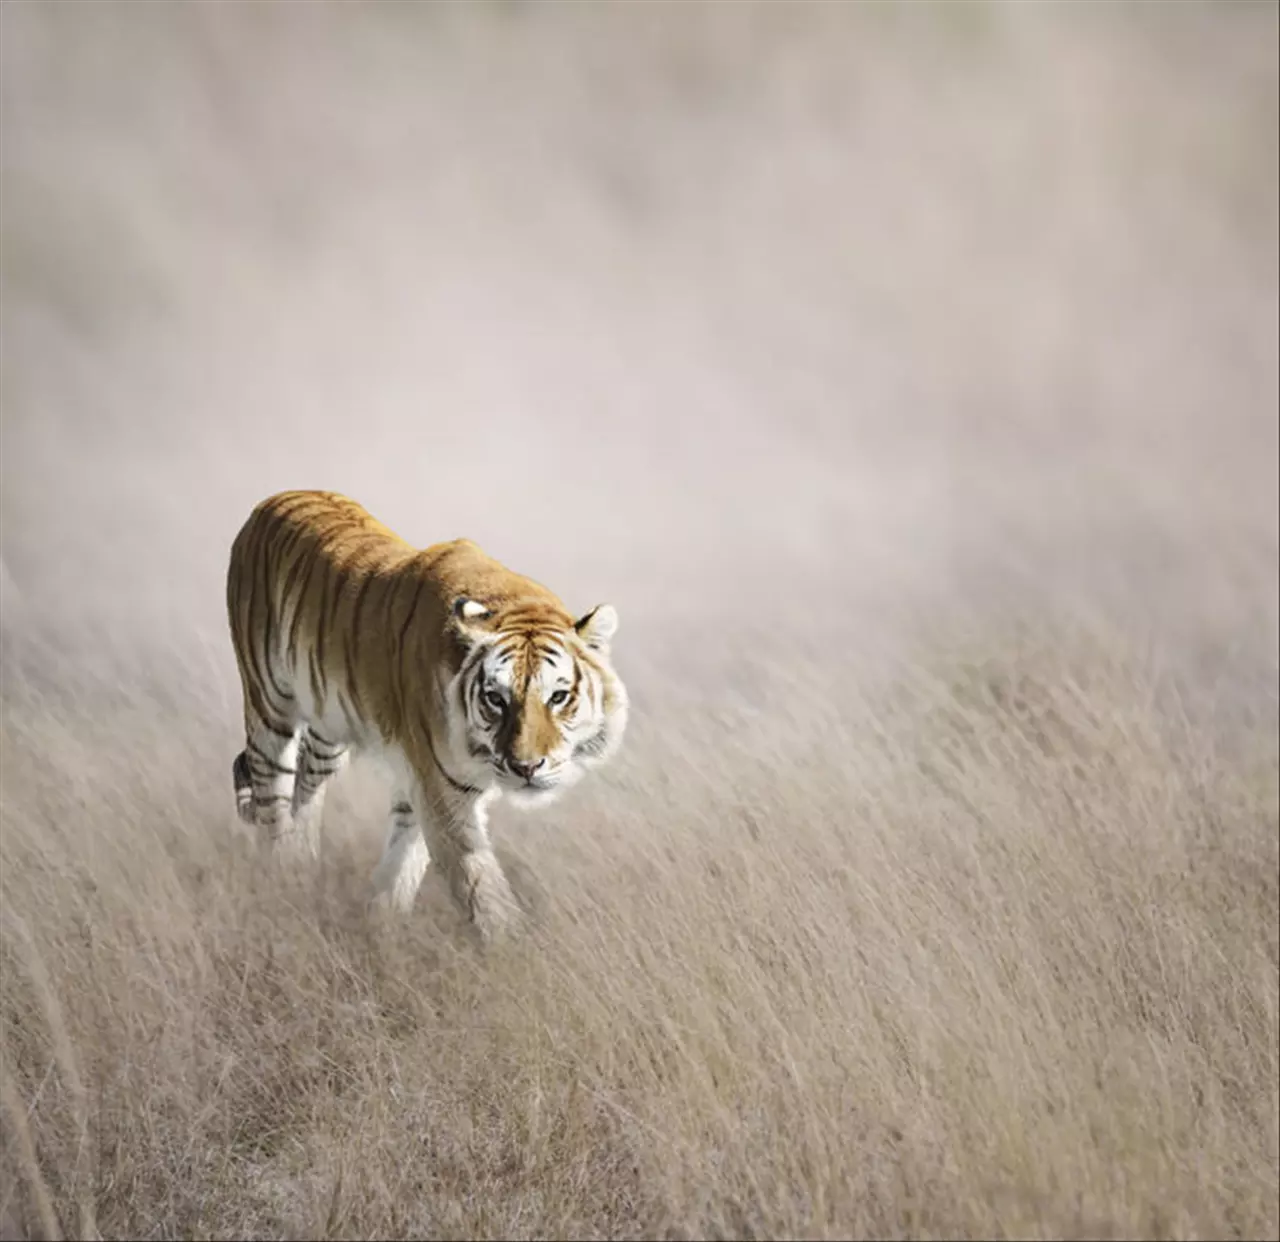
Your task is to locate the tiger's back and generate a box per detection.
[229,489,440,746]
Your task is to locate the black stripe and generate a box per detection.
[313,562,335,683]
[259,717,296,741]
[418,711,482,796]
[391,801,413,817]
[457,640,490,698]
[325,552,350,636]
[344,570,378,717]
[285,542,324,655]
[260,592,294,707]
[240,527,280,722]
[247,741,297,776]
[300,753,342,774]
[335,688,359,738]
[394,575,430,727]
[277,521,320,623]
[256,514,295,706]
[271,493,332,522]
[395,576,428,656]
[308,645,324,709]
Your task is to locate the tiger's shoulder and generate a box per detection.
[420,535,573,629]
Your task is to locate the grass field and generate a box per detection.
[2,2,1277,1238]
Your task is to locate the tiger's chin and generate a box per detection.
[503,784,565,810]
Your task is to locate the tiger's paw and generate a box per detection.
[460,853,524,945]
[266,821,320,867]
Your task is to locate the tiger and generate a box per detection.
[225,489,628,940]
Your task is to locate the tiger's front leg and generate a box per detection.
[369,792,430,915]
[423,789,521,943]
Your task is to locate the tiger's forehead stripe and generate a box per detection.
[487,628,573,672]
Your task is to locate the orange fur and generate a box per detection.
[226,490,628,936]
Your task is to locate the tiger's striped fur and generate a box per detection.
[226,490,628,938]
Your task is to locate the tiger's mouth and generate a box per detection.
[495,759,561,791]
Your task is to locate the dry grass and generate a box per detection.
[2,626,1276,1239]
[2,2,1277,1238]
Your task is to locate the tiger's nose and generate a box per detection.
[508,758,545,782]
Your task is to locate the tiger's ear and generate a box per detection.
[451,596,494,645]
[574,603,618,652]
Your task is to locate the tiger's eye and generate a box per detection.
[548,689,569,707]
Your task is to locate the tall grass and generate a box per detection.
[2,628,1276,1239]
[2,1,1277,1237]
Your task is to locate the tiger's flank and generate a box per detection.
[225,490,629,940]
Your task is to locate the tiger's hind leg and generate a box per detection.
[234,713,305,857]
[369,792,430,915]
[232,751,255,826]
[291,728,349,857]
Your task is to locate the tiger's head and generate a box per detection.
[446,596,628,805]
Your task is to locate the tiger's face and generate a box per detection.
[450,599,627,805]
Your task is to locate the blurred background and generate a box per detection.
[2,4,1278,1238]
[2,0,1275,724]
